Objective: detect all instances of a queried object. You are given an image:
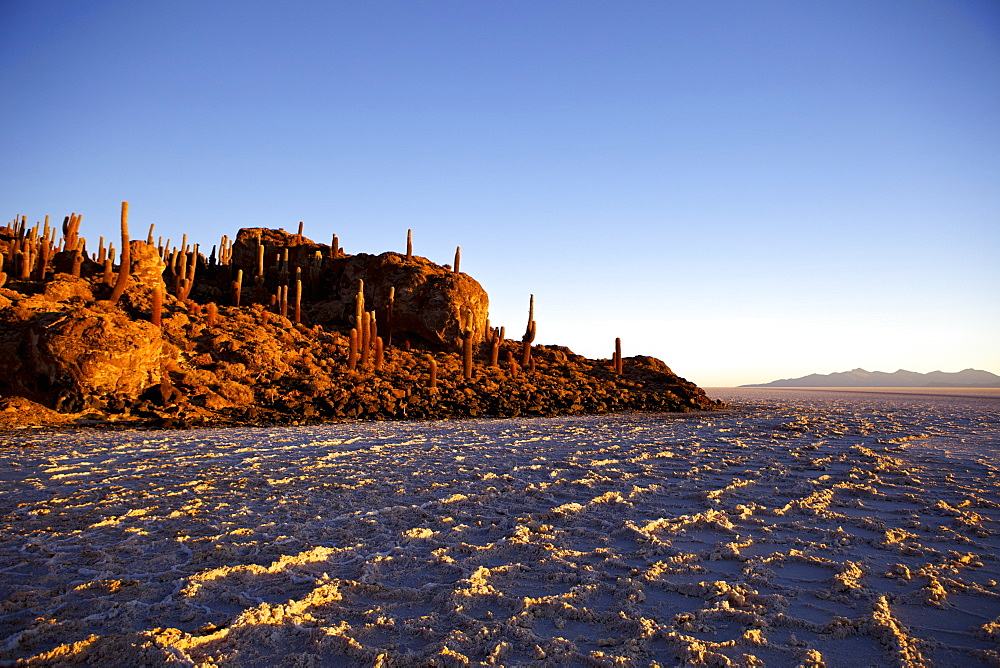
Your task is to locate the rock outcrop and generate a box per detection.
[316,252,489,350]
[0,213,724,429]
[227,228,489,350]
[27,307,167,411]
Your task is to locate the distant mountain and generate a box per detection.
[742,368,1000,388]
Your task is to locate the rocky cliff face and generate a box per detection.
[0,214,723,429]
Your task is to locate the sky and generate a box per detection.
[2,0,998,387]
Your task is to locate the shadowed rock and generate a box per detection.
[316,252,489,350]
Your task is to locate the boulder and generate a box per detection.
[318,252,489,350]
[26,307,168,410]
[230,227,326,276]
[44,274,95,303]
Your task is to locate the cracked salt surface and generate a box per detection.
[1,388,998,666]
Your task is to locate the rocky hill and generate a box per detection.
[0,204,723,429]
[742,368,1000,388]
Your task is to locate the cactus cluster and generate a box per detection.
[0,202,578,395]
[346,279,387,373]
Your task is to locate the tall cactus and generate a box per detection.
[354,279,365,323]
[489,329,500,367]
[36,237,50,281]
[70,242,83,278]
[521,294,536,367]
[369,311,378,360]
[374,336,384,372]
[108,202,130,304]
[62,213,81,255]
[232,269,243,306]
[461,309,474,380]
[348,327,359,371]
[385,286,395,347]
[151,285,163,327]
[294,278,302,324]
[360,311,371,368]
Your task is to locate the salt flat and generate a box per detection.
[1,389,998,666]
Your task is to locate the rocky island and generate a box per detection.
[0,203,723,430]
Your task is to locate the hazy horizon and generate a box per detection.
[2,1,997,387]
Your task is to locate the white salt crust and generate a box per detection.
[1,388,998,666]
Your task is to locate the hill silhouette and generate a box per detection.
[742,368,1000,388]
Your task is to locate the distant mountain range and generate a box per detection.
[742,368,1000,388]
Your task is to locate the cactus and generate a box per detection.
[507,350,519,377]
[360,311,371,368]
[294,278,302,324]
[176,247,197,302]
[462,329,474,381]
[614,337,623,375]
[406,229,413,260]
[151,285,163,327]
[374,336,384,372]
[70,246,82,278]
[428,355,438,392]
[206,302,217,328]
[108,202,130,304]
[296,220,304,244]
[0,252,6,288]
[146,223,155,245]
[19,249,31,280]
[232,268,243,306]
[521,294,536,367]
[348,327,359,371]
[276,249,289,286]
[489,330,500,367]
[331,233,339,259]
[354,279,365,323]
[62,213,81,254]
[454,246,461,273]
[35,238,50,281]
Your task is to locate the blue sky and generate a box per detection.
[2,0,998,386]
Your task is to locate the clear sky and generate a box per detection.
[2,1,998,386]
